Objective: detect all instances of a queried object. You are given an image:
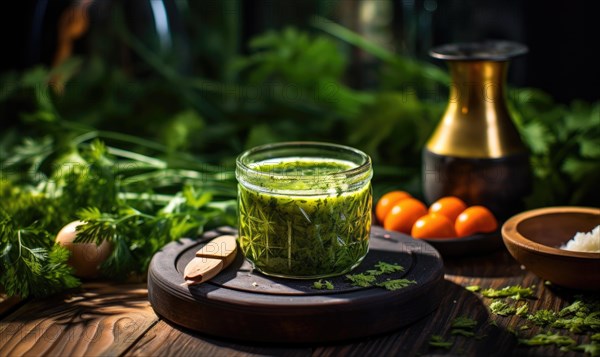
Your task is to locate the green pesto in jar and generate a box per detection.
[238,158,372,279]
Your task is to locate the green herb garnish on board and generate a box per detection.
[374,261,404,274]
[345,261,412,290]
[346,273,376,287]
[428,335,452,350]
[481,285,535,300]
[490,300,517,316]
[312,279,334,290]
[376,279,416,291]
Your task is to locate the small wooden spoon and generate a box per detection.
[182,235,237,286]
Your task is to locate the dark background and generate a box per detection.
[1,0,597,103]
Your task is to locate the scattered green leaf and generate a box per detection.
[428,335,452,350]
[313,279,334,290]
[490,300,517,316]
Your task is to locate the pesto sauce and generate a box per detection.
[238,158,372,278]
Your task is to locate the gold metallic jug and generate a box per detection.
[423,41,531,220]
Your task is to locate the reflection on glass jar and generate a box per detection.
[236,142,373,279]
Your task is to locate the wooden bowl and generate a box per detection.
[502,206,600,290]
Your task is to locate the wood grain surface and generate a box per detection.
[0,227,597,356]
[0,283,157,357]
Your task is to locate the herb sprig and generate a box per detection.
[345,261,414,291]
[1,135,237,298]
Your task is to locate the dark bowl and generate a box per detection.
[422,231,503,257]
[502,206,600,290]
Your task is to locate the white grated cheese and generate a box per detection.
[561,225,600,253]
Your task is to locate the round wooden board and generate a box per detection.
[148,226,444,343]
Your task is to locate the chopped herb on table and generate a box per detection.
[428,335,452,350]
[528,309,558,326]
[490,300,517,316]
[516,303,529,316]
[572,342,600,357]
[519,331,576,347]
[466,285,481,292]
[481,285,536,300]
[450,316,477,337]
[473,284,600,355]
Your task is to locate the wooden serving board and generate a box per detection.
[147,226,444,343]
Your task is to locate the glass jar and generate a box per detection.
[236,142,373,279]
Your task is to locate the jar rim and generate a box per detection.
[236,142,372,194]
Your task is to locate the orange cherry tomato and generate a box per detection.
[429,196,468,223]
[383,198,427,234]
[411,213,457,239]
[375,191,412,223]
[455,205,498,237]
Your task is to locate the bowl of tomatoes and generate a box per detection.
[375,191,503,256]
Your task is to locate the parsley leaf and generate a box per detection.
[519,331,576,347]
[428,335,452,350]
[346,273,376,287]
[490,300,517,316]
[481,285,535,300]
[313,279,334,290]
[376,279,415,291]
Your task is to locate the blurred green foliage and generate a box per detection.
[1,17,598,207]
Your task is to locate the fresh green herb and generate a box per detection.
[313,279,334,290]
[344,261,410,290]
[428,335,452,350]
[554,311,600,333]
[238,159,371,277]
[451,329,475,337]
[481,285,535,300]
[516,303,529,316]
[449,317,478,338]
[374,261,404,274]
[466,285,481,292]
[526,300,600,333]
[520,325,530,331]
[572,342,600,357]
[490,300,517,316]
[376,279,415,291]
[528,309,558,326]
[518,331,576,347]
[451,316,478,330]
[592,333,600,342]
[346,273,377,288]
[0,135,237,298]
[560,300,587,316]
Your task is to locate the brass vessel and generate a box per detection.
[423,41,531,220]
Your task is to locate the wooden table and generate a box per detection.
[0,247,596,356]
